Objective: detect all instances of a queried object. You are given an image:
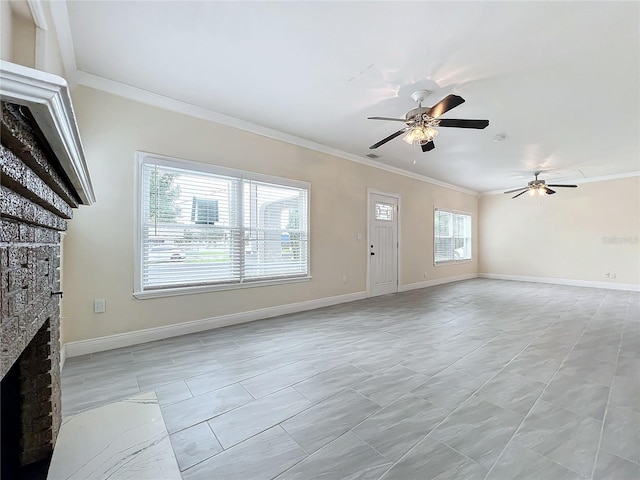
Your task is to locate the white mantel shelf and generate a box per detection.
[0,60,95,205]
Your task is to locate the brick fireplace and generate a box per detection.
[1,62,94,479]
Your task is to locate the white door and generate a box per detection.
[368,192,398,297]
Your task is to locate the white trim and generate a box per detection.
[28,1,49,72]
[137,151,311,190]
[34,27,46,71]
[60,343,67,371]
[47,0,78,86]
[133,153,143,294]
[27,0,48,29]
[64,291,367,357]
[479,273,640,292]
[73,71,477,197]
[482,171,640,196]
[399,274,479,292]
[0,61,95,204]
[133,276,312,300]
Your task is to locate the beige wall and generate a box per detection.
[1,1,64,75]
[62,86,478,344]
[0,1,35,66]
[1,1,13,61]
[479,176,640,287]
[12,11,35,67]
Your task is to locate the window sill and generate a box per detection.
[434,259,473,266]
[133,275,312,299]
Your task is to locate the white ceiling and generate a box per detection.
[58,1,639,193]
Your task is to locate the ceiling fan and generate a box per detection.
[505,172,578,198]
[367,90,489,152]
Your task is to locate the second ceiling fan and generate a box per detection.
[505,172,578,198]
[368,90,489,152]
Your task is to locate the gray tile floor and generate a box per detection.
[61,279,640,480]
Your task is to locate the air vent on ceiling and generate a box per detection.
[366,153,381,159]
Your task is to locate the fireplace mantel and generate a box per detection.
[0,60,95,205]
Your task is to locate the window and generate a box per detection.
[434,208,471,264]
[135,153,309,297]
[375,202,394,221]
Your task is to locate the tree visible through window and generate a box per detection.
[136,155,309,295]
[149,169,181,225]
[434,209,471,264]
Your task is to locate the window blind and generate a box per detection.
[434,209,472,264]
[139,158,309,293]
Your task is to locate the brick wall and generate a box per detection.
[1,101,80,469]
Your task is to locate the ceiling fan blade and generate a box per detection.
[427,94,465,118]
[438,119,490,129]
[544,187,556,195]
[547,184,578,188]
[367,116,408,122]
[421,140,435,152]
[369,129,407,149]
[504,187,528,194]
[512,190,529,199]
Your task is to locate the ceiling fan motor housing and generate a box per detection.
[406,107,429,122]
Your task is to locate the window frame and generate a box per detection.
[433,207,472,266]
[133,151,311,299]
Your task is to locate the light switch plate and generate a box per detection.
[94,299,106,313]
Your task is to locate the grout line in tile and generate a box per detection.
[589,292,629,480]
[374,309,567,479]
[482,292,610,480]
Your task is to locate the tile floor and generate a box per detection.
[61,279,640,479]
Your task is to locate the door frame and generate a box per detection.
[366,188,401,297]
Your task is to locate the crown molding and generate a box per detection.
[481,171,640,196]
[27,0,48,29]
[74,70,478,196]
[48,0,78,87]
[0,60,95,204]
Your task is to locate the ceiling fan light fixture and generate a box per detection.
[402,125,439,145]
[528,185,546,196]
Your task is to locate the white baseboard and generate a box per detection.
[64,291,367,358]
[63,272,637,358]
[479,273,640,292]
[399,274,479,292]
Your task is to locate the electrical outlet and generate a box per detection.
[94,299,106,313]
[342,275,348,284]
[611,273,616,279]
[605,273,610,278]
